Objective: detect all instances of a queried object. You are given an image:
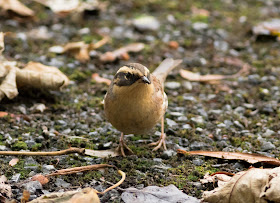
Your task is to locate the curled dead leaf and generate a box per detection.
[0,0,34,16]
[31,174,49,185]
[91,73,111,86]
[177,149,280,166]
[100,43,145,62]
[202,167,280,203]
[9,158,19,166]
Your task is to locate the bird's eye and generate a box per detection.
[125,73,132,79]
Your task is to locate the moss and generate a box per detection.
[31,143,43,151]
[12,141,28,150]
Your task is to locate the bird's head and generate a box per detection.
[113,63,151,87]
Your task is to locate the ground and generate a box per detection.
[0,0,280,202]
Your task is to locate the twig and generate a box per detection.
[98,170,126,194]
[0,147,85,156]
[46,164,115,177]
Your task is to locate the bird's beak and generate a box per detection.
[141,76,151,84]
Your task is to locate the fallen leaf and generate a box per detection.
[33,0,102,15]
[200,172,233,187]
[177,149,280,166]
[100,43,145,62]
[21,190,30,203]
[202,167,280,203]
[0,32,4,55]
[0,112,9,117]
[49,36,109,62]
[0,0,34,16]
[122,184,200,203]
[91,73,111,86]
[0,175,12,198]
[29,188,100,203]
[16,62,69,90]
[30,103,46,113]
[85,149,118,158]
[168,41,179,49]
[31,174,49,185]
[0,63,18,100]
[9,158,19,166]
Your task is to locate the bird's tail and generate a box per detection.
[152,58,182,84]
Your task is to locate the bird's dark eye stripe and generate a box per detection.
[114,72,140,86]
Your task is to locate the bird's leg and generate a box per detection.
[149,117,167,151]
[116,132,134,157]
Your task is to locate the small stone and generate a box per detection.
[55,178,71,188]
[209,110,223,114]
[133,16,160,31]
[161,150,176,159]
[166,118,178,128]
[182,81,192,90]
[260,88,270,95]
[243,103,255,109]
[169,112,184,117]
[192,158,204,166]
[234,106,245,114]
[234,121,244,129]
[214,40,229,52]
[224,120,233,128]
[30,103,46,113]
[248,74,261,85]
[165,82,181,90]
[42,165,55,173]
[183,95,197,102]
[217,123,226,128]
[191,116,204,124]
[263,129,275,137]
[233,162,245,170]
[190,141,210,150]
[25,181,42,194]
[192,22,208,30]
[11,173,21,182]
[177,116,188,122]
[0,145,8,151]
[182,124,192,129]
[261,141,276,151]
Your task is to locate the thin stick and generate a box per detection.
[0,147,85,156]
[98,170,126,194]
[46,164,115,177]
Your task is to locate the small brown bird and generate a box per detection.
[104,58,182,156]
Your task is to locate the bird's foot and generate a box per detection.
[149,133,167,151]
[116,139,134,157]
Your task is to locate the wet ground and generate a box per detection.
[1,0,280,202]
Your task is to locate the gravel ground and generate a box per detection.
[1,0,280,202]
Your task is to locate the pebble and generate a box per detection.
[182,81,192,90]
[248,74,261,84]
[25,181,42,194]
[233,121,244,129]
[192,158,204,166]
[42,165,55,173]
[261,141,276,151]
[214,40,229,52]
[133,16,160,31]
[11,173,21,182]
[191,116,204,124]
[0,145,8,151]
[55,178,71,188]
[161,150,176,159]
[190,141,210,150]
[192,22,208,30]
[263,129,275,137]
[165,82,181,89]
[182,124,192,129]
[166,118,178,128]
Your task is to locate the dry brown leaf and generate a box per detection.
[0,0,34,16]
[0,64,18,100]
[91,73,111,86]
[177,149,280,166]
[202,167,280,203]
[21,190,30,203]
[69,188,100,203]
[33,0,100,15]
[0,32,4,55]
[31,174,49,185]
[16,62,69,90]
[100,43,145,62]
[9,158,19,166]
[0,175,12,198]
[49,36,109,62]
[0,112,9,117]
[200,172,233,187]
[168,41,179,49]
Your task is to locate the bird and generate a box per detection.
[104,58,182,156]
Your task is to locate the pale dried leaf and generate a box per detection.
[100,43,145,62]
[179,69,231,82]
[200,172,232,187]
[29,187,100,203]
[0,32,4,55]
[202,167,280,203]
[30,103,46,113]
[16,62,69,90]
[0,175,12,198]
[0,0,34,16]
[33,0,99,14]
[252,19,280,39]
[122,184,199,203]
[9,158,19,166]
[0,65,18,100]
[91,73,111,86]
[85,149,118,158]
[31,174,49,185]
[177,149,280,166]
